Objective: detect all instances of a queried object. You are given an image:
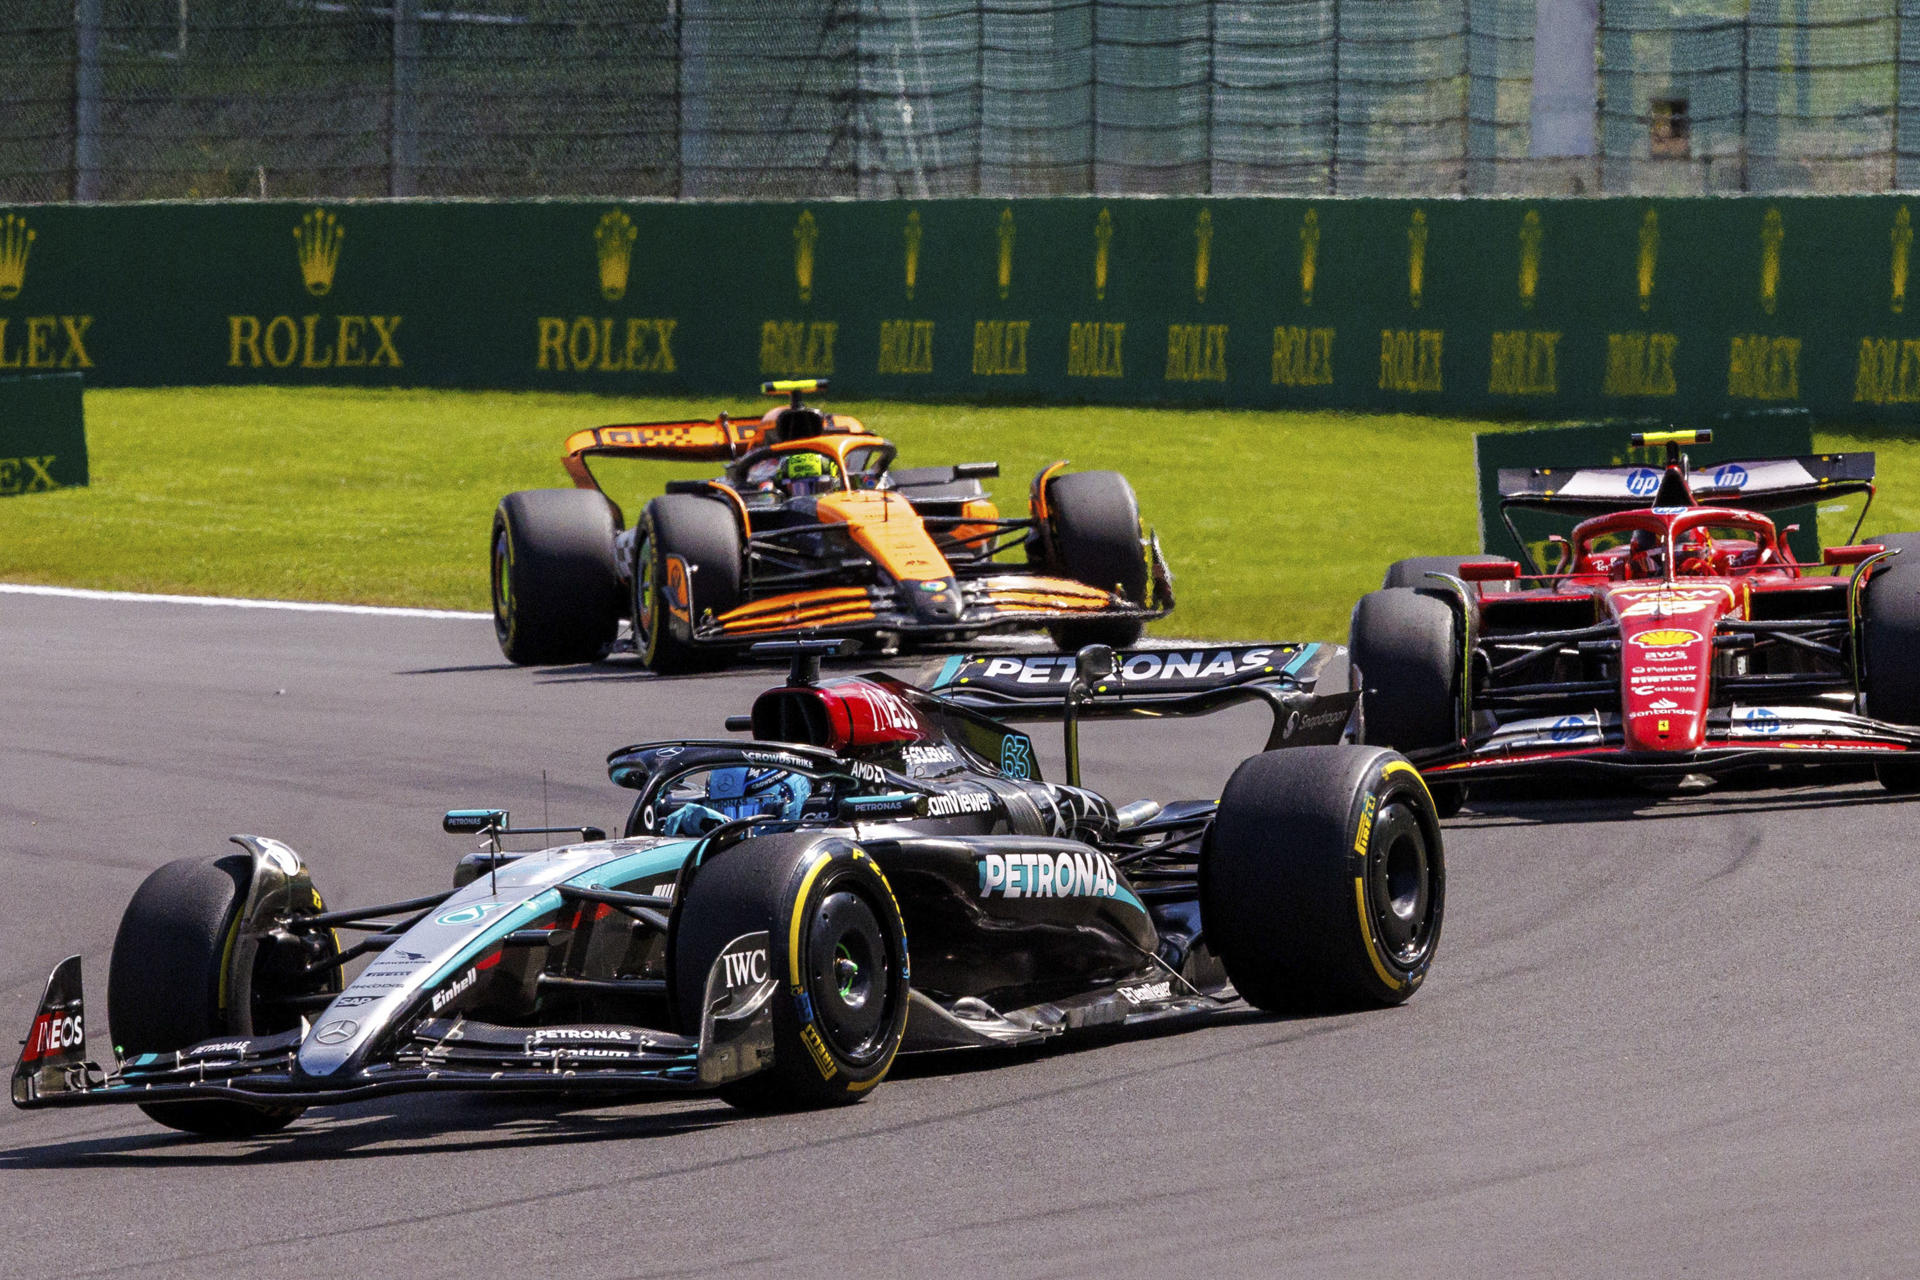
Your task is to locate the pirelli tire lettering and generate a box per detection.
[1202,746,1444,1014]
[675,837,910,1109]
[772,846,910,1101]
[1344,759,1445,1002]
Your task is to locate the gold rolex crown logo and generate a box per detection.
[1299,207,1320,307]
[903,209,922,300]
[1759,206,1784,316]
[998,207,1017,301]
[0,213,35,301]
[1407,209,1429,309]
[595,209,637,302]
[292,207,344,297]
[1098,208,1113,303]
[794,210,819,304]
[1194,208,1213,304]
[1518,208,1543,308]
[1092,208,1112,302]
[1893,206,1912,315]
[1637,208,1660,312]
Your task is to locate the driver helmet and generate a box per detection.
[1676,526,1716,574]
[1626,528,1664,578]
[660,767,813,837]
[777,450,840,497]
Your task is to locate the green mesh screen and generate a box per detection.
[10,0,1920,201]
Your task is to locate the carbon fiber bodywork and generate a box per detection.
[14,644,1354,1124]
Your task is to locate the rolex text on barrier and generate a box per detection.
[2,197,1918,422]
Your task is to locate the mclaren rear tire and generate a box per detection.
[671,834,909,1110]
[1041,470,1150,651]
[1350,587,1462,754]
[1863,531,1920,792]
[108,855,336,1137]
[633,494,743,675]
[491,489,623,666]
[1202,746,1444,1013]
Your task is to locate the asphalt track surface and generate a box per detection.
[4,591,1918,1279]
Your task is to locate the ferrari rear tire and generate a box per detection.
[1202,746,1444,1013]
[634,495,743,675]
[1350,587,1462,753]
[1383,554,1516,596]
[1862,531,1920,792]
[491,489,623,666]
[670,834,909,1109]
[108,856,311,1137]
[1041,470,1149,651]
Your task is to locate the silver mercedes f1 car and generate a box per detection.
[14,642,1444,1136]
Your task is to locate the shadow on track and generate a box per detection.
[0,1094,735,1170]
[0,1005,1324,1171]
[1453,771,1911,828]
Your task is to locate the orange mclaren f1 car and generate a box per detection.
[489,381,1173,671]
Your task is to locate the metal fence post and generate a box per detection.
[1329,0,1341,194]
[73,0,103,201]
[391,0,420,198]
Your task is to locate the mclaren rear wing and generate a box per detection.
[562,416,770,486]
[925,643,1356,751]
[1497,452,1875,518]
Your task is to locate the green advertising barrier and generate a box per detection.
[0,372,86,496]
[1472,410,1823,567]
[3,196,1920,423]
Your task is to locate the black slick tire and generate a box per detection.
[1041,470,1149,650]
[107,856,315,1137]
[491,489,623,665]
[633,494,743,674]
[1350,587,1462,753]
[1202,746,1444,1013]
[670,834,909,1109]
[1863,532,1920,792]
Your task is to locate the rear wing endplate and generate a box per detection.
[926,643,1356,751]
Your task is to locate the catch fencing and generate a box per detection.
[12,1,1920,203]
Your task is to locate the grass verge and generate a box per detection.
[2,387,1915,643]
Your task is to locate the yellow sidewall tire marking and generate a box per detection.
[844,847,905,1091]
[786,851,833,991]
[1352,875,1406,993]
[1353,765,1411,992]
[1381,758,1436,808]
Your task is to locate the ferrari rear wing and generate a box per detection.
[926,643,1356,751]
[1497,452,1875,518]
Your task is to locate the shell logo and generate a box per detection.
[1632,628,1703,648]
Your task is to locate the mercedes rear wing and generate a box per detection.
[926,643,1356,752]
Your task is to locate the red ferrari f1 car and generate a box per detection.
[1349,427,1920,809]
[489,381,1172,671]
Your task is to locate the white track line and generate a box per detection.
[0,582,489,620]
